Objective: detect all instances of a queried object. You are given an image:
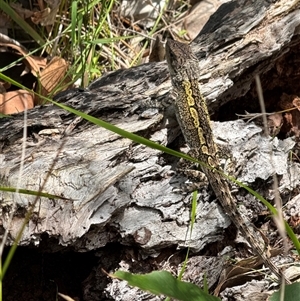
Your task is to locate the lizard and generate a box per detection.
[165,38,289,283]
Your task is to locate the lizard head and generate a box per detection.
[165,39,200,83]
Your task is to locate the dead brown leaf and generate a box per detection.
[32,0,61,26]
[292,96,300,110]
[183,1,222,40]
[214,246,282,296]
[214,257,262,295]
[35,56,69,104]
[31,8,52,25]
[279,93,300,137]
[267,113,283,136]
[149,35,165,62]
[0,37,70,109]
[0,90,34,114]
[0,42,47,76]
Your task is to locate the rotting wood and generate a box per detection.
[1,0,300,299]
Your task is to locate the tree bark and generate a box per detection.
[1,0,300,300]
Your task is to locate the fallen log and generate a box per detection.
[1,0,300,299]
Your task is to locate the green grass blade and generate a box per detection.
[0,186,69,200]
[50,99,197,162]
[112,270,220,301]
[71,0,78,44]
[270,283,300,301]
[178,191,198,280]
[0,1,45,46]
[230,177,300,255]
[190,190,198,235]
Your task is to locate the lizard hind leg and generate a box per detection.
[174,157,209,193]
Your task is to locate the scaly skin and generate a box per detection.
[165,38,287,283]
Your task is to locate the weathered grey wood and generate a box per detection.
[1,0,300,299]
